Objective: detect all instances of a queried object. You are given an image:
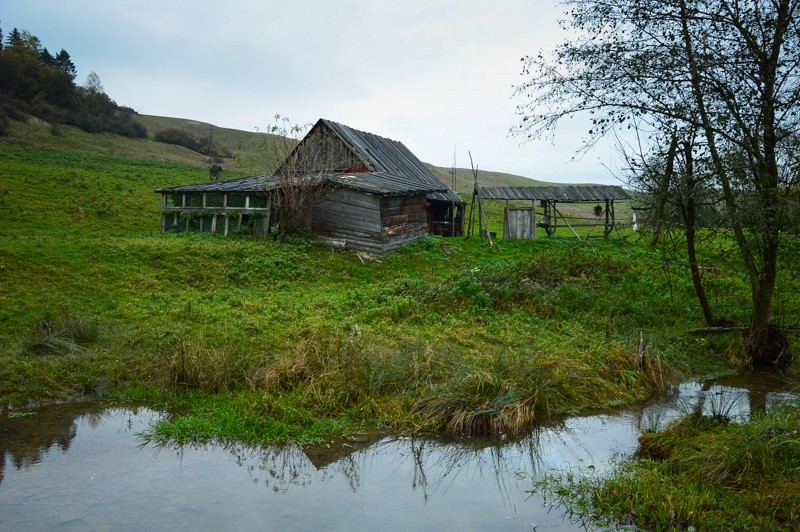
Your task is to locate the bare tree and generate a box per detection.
[514,0,799,366]
[622,127,722,327]
[237,115,345,236]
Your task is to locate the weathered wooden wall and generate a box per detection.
[279,128,367,176]
[380,195,428,252]
[504,207,536,240]
[312,189,428,253]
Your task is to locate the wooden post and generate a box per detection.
[468,188,477,238]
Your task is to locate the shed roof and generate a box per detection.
[155,171,446,197]
[478,185,630,202]
[313,119,464,204]
[156,175,275,194]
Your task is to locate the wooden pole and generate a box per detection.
[468,186,477,238]
[469,151,492,246]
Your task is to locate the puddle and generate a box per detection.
[1,372,797,531]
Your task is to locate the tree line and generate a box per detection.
[0,22,146,138]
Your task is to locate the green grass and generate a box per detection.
[532,405,800,529]
[1,117,796,447]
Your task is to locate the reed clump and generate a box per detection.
[166,334,256,393]
[363,332,682,437]
[254,327,369,406]
[18,308,99,356]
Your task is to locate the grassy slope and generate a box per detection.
[425,164,558,194]
[135,114,560,191]
[2,117,797,528]
[1,117,794,445]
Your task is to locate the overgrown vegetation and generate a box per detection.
[0,118,796,447]
[17,307,99,356]
[532,404,800,529]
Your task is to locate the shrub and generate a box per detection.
[153,127,232,157]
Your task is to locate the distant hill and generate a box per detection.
[425,165,559,195]
[134,115,553,191]
[134,115,268,155]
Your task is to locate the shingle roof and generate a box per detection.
[478,185,630,202]
[155,175,276,194]
[156,119,465,202]
[318,119,464,204]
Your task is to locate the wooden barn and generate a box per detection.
[156,119,465,254]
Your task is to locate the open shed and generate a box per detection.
[474,185,631,240]
[157,175,274,237]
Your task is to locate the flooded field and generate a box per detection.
[1,372,796,531]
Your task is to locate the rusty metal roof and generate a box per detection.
[478,185,630,202]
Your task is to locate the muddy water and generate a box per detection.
[1,372,797,531]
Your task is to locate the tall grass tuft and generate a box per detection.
[166,334,255,393]
[17,308,99,356]
[254,327,369,405]
[411,351,563,436]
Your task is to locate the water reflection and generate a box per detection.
[0,404,157,486]
[0,371,797,531]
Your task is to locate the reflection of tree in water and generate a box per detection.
[635,372,799,433]
[403,424,562,507]
[157,432,388,493]
[0,404,107,486]
[152,427,559,504]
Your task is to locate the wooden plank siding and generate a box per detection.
[380,195,428,252]
[311,189,428,253]
[312,189,384,253]
[504,208,536,240]
[277,128,368,177]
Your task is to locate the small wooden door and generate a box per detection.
[504,208,536,240]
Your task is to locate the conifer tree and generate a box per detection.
[55,49,76,79]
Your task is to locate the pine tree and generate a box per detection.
[55,49,76,79]
[6,27,22,47]
[39,47,56,67]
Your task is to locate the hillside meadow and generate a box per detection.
[1,118,797,447]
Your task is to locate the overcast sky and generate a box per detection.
[4,0,623,184]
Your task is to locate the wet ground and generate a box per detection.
[1,371,797,531]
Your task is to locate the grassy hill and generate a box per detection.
[1,115,782,444]
[425,164,557,195]
[135,114,552,191]
[1,115,796,531]
[134,115,274,161]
